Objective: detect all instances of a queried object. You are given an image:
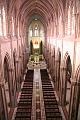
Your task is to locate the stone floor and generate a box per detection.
[31,69,46,120]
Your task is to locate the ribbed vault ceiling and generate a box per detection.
[9,0,64,27]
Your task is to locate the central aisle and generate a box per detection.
[32,69,46,120]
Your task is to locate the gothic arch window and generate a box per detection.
[18,20,20,37]
[0,6,2,36]
[68,6,71,35]
[12,17,15,36]
[0,5,6,36]
[2,6,6,36]
[30,29,32,36]
[34,23,39,36]
[59,16,62,36]
[72,6,75,35]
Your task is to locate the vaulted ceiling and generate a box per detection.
[9,0,64,27]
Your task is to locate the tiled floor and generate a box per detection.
[32,69,46,120]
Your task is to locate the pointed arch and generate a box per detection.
[3,52,11,76]
[55,48,61,90]
[75,64,80,82]
[61,52,72,106]
[3,52,13,112]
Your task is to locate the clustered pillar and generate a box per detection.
[68,81,80,120]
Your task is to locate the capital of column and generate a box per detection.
[8,68,15,72]
[52,55,55,58]
[55,59,59,62]
[47,50,49,52]
[19,55,22,58]
[0,80,5,87]
[71,80,77,86]
[15,60,19,63]
[71,80,80,86]
[60,66,66,70]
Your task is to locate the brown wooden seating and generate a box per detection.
[40,69,62,120]
[14,70,34,120]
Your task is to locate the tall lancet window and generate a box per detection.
[72,7,75,34]
[3,6,6,36]
[68,6,71,35]
[18,21,20,37]
[59,16,62,36]
[12,17,15,36]
[0,7,2,36]
[30,28,32,37]
[34,24,39,36]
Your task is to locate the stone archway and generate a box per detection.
[61,52,72,106]
[3,53,14,112]
[18,46,22,81]
[13,49,18,91]
[51,46,55,80]
[0,83,8,120]
[4,56,10,108]
[69,65,80,120]
[55,48,61,91]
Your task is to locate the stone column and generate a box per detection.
[47,50,49,67]
[20,54,24,75]
[68,81,80,120]
[51,55,55,81]
[22,52,25,73]
[49,51,52,72]
[55,59,57,87]
[0,81,8,120]
[42,45,44,57]
[15,59,20,91]
[50,54,53,74]
[8,68,16,107]
[60,66,67,106]
[55,60,60,90]
[45,47,47,61]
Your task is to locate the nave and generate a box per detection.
[12,60,65,120]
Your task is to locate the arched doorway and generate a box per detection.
[61,52,72,107]
[3,55,11,113]
[0,85,8,120]
[66,55,72,108]
[68,65,80,120]
[55,49,61,91]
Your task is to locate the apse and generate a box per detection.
[28,17,45,55]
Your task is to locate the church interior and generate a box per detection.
[0,0,80,120]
